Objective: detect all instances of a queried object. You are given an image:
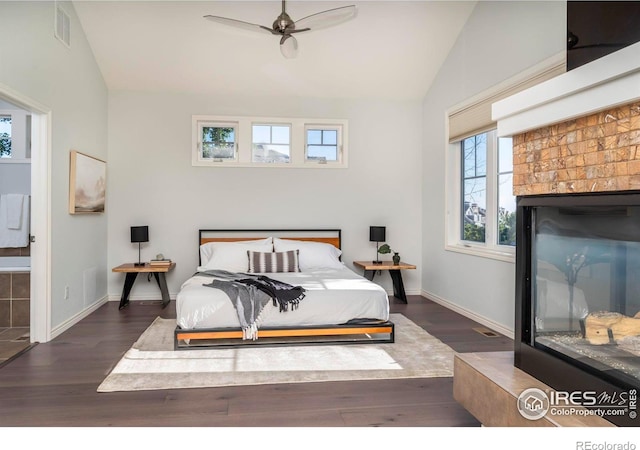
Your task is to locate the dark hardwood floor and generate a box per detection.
[0,295,513,427]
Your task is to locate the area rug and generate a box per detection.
[97,313,455,392]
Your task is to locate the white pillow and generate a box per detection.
[273,237,343,271]
[199,238,273,272]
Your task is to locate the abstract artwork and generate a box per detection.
[69,150,106,214]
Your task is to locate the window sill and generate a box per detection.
[445,243,515,264]
[193,162,347,169]
[0,158,31,164]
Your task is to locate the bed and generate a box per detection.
[174,229,393,349]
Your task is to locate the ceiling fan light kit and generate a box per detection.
[204,0,357,58]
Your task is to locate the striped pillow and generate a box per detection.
[247,250,300,273]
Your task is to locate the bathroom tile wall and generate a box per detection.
[0,272,30,328]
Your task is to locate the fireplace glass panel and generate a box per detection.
[533,204,640,388]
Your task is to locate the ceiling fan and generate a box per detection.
[204,1,357,59]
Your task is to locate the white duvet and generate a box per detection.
[175,266,390,330]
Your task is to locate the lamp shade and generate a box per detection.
[130,226,149,243]
[369,226,386,242]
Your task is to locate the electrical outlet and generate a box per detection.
[64,286,69,300]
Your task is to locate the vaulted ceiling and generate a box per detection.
[73,1,476,100]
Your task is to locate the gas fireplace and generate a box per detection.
[489,31,640,425]
[515,191,640,427]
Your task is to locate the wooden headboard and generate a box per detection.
[198,229,341,264]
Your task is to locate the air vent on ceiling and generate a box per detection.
[55,4,71,48]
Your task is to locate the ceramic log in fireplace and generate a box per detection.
[515,191,640,427]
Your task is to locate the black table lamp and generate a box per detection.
[369,226,386,264]
[131,226,149,266]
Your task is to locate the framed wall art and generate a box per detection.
[69,150,106,214]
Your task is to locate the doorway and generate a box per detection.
[0,82,51,346]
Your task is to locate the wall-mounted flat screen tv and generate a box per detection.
[567,1,640,71]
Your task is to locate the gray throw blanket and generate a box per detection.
[199,270,306,340]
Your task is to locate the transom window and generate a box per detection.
[192,115,348,168]
[305,125,343,164]
[0,115,11,158]
[198,121,237,162]
[252,124,291,163]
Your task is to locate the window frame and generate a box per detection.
[0,112,13,159]
[192,115,348,168]
[251,122,292,164]
[304,124,343,165]
[445,129,515,263]
[461,133,489,244]
[196,120,238,163]
[443,55,565,262]
[497,136,515,247]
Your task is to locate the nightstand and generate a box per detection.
[353,260,416,304]
[112,262,176,310]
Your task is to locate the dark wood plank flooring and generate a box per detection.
[0,295,513,427]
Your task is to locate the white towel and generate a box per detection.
[0,194,30,248]
[5,194,24,229]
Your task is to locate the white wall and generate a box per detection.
[0,163,30,196]
[0,102,31,196]
[421,1,566,332]
[0,2,108,329]
[107,91,423,300]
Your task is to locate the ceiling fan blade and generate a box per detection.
[203,15,274,34]
[293,5,357,32]
[280,34,298,59]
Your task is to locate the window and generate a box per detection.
[305,125,342,164]
[0,115,11,158]
[459,130,514,250]
[461,133,487,243]
[192,115,348,168]
[445,55,565,261]
[497,137,515,246]
[197,121,237,162]
[447,129,515,261]
[252,124,290,163]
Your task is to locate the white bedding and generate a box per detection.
[176,266,390,330]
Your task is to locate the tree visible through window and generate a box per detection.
[462,133,487,243]
[201,125,235,160]
[0,115,11,158]
[498,137,516,246]
[459,130,515,248]
[192,115,348,168]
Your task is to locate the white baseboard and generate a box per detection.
[386,289,421,296]
[50,295,109,340]
[421,289,514,339]
[108,293,177,302]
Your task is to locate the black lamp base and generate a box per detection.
[372,241,383,264]
[133,242,145,266]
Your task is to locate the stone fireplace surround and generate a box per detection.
[496,42,640,197]
[512,100,640,196]
[452,42,640,427]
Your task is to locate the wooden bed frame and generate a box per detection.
[174,229,395,349]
